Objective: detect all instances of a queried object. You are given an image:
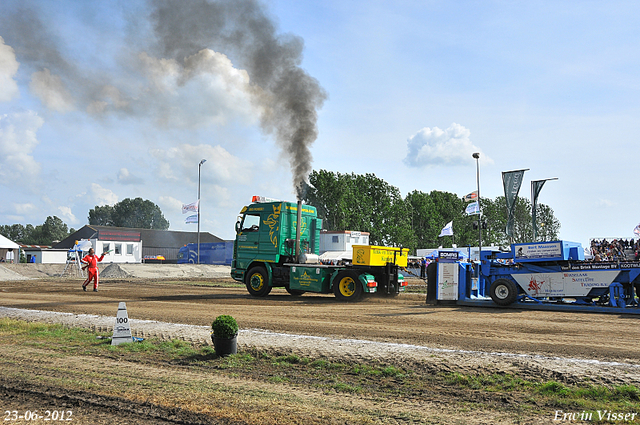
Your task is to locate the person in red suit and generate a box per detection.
[81,248,106,292]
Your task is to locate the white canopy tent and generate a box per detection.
[0,234,20,263]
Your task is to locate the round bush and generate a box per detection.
[211,315,238,339]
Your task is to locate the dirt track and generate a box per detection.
[4,272,640,424]
[1,276,640,363]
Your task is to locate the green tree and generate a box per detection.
[0,224,26,242]
[406,190,477,249]
[40,216,69,244]
[89,198,169,230]
[88,205,115,226]
[481,196,560,246]
[23,224,36,244]
[303,170,414,249]
[2,217,71,245]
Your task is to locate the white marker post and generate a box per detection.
[111,302,133,345]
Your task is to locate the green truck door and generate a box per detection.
[235,213,261,270]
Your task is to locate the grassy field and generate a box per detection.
[1,318,639,424]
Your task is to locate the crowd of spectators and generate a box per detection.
[590,238,639,261]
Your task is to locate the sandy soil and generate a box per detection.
[2,265,640,423]
[1,272,640,383]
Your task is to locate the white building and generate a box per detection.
[21,245,69,264]
[320,230,370,253]
[318,230,370,262]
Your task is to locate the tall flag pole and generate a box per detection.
[197,159,207,264]
[531,178,557,241]
[502,168,529,243]
[472,153,481,260]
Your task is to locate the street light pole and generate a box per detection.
[197,159,207,264]
[472,153,481,261]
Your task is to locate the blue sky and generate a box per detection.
[0,0,638,247]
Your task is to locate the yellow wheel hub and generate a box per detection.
[250,273,264,291]
[339,276,356,297]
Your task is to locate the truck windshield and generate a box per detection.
[242,214,261,232]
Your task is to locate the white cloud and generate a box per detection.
[134,49,260,128]
[158,196,184,214]
[89,183,118,206]
[57,206,77,224]
[151,143,252,185]
[29,68,75,112]
[404,123,492,167]
[13,203,37,215]
[0,111,43,184]
[598,199,615,207]
[0,37,19,102]
[118,168,144,185]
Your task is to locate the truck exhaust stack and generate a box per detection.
[295,199,302,263]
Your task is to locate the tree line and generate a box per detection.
[2,176,560,251]
[302,169,560,252]
[0,198,169,246]
[0,216,73,246]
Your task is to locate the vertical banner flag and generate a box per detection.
[439,221,454,237]
[465,201,480,216]
[634,223,640,238]
[185,214,198,224]
[531,180,546,240]
[463,191,478,203]
[182,200,199,214]
[502,169,527,238]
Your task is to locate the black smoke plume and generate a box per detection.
[1,0,326,197]
[150,0,327,197]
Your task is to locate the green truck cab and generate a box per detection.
[231,198,408,301]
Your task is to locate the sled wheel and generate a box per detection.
[490,278,518,306]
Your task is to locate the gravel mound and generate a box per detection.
[0,265,31,281]
[100,264,130,278]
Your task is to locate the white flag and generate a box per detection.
[439,221,453,237]
[185,214,198,224]
[634,223,640,237]
[465,201,480,215]
[182,200,199,214]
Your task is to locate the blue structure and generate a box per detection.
[177,242,233,266]
[428,241,640,314]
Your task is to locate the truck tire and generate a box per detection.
[490,278,518,306]
[333,270,363,302]
[245,266,272,297]
[285,287,306,297]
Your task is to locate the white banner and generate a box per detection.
[438,221,453,237]
[182,200,199,214]
[514,242,562,260]
[465,201,480,215]
[185,214,198,224]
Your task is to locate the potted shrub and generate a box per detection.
[211,315,238,356]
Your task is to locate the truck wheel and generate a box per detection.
[333,271,363,302]
[490,278,518,306]
[245,267,272,297]
[285,287,306,297]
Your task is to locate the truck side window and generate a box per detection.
[242,214,261,232]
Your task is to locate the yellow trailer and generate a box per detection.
[352,245,409,267]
